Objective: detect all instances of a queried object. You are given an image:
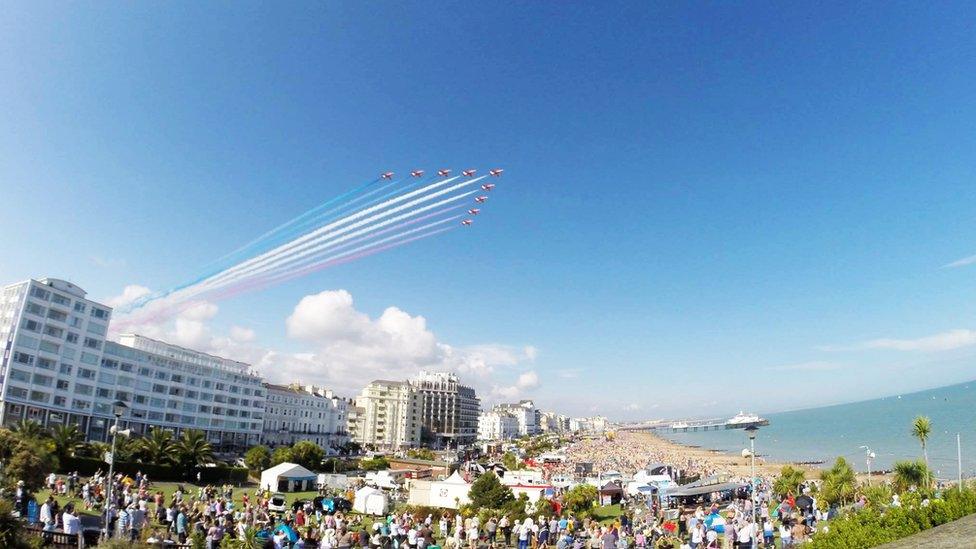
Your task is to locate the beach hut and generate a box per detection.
[260,463,318,493]
[353,486,389,515]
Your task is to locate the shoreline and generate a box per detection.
[629,430,809,478]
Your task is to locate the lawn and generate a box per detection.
[590,504,623,524]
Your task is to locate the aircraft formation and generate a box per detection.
[376,168,503,227]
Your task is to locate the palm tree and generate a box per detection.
[176,429,214,470]
[50,424,84,460]
[820,457,857,505]
[11,419,46,441]
[136,427,177,465]
[912,415,932,467]
[773,465,806,497]
[893,459,933,493]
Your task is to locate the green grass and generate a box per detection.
[590,504,623,524]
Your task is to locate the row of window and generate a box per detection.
[100,357,262,396]
[28,287,109,319]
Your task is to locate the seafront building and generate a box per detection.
[493,400,541,436]
[570,416,609,433]
[262,383,349,450]
[477,410,519,441]
[0,278,266,452]
[409,370,480,448]
[349,379,421,450]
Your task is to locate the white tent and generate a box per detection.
[260,462,318,493]
[428,471,471,509]
[353,486,389,516]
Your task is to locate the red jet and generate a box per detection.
[410,170,424,178]
[438,169,451,177]
[381,172,394,180]
[489,168,504,177]
[461,219,473,226]
[462,169,477,177]
[474,196,488,204]
[481,183,495,191]
[468,208,481,215]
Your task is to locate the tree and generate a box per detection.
[563,483,598,514]
[893,459,933,493]
[0,500,35,549]
[11,419,46,441]
[137,427,177,465]
[912,416,931,467]
[6,438,59,491]
[50,424,85,461]
[291,441,326,471]
[176,429,214,471]
[502,452,522,471]
[773,465,807,497]
[271,446,294,466]
[359,457,390,471]
[468,472,515,509]
[407,448,437,461]
[244,445,272,473]
[820,457,857,505]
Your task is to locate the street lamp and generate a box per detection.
[860,446,876,485]
[745,425,759,549]
[102,400,127,540]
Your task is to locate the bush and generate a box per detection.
[57,456,247,484]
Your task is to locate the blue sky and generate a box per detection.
[3,2,976,419]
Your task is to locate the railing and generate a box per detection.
[24,525,193,548]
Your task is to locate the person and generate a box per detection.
[761,519,773,548]
[689,522,704,549]
[63,503,81,535]
[500,515,512,546]
[778,521,792,548]
[487,517,498,543]
[130,501,148,542]
[40,496,55,531]
[176,506,189,543]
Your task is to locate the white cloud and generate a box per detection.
[624,403,642,411]
[942,254,976,269]
[850,329,976,352]
[106,285,152,308]
[556,368,583,379]
[111,286,539,402]
[767,361,843,371]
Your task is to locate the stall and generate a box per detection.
[260,463,318,493]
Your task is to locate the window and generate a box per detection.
[30,287,51,300]
[94,402,111,414]
[152,383,166,394]
[115,391,131,402]
[29,390,50,403]
[120,362,134,372]
[150,398,165,408]
[51,294,70,306]
[56,380,70,390]
[13,351,34,365]
[65,332,79,344]
[90,307,109,320]
[96,388,111,398]
[83,337,101,350]
[72,399,91,410]
[60,347,75,360]
[75,384,93,395]
[171,374,182,383]
[101,358,118,369]
[154,370,168,381]
[202,380,212,389]
[135,380,151,391]
[98,372,116,384]
[187,377,199,386]
[39,340,60,354]
[167,400,179,410]
[59,363,73,375]
[86,323,106,336]
[17,334,39,349]
[215,382,226,391]
[148,411,163,421]
[32,373,53,386]
[36,357,55,370]
[165,413,179,423]
[168,387,182,396]
[214,394,227,404]
[46,309,67,323]
[134,395,147,405]
[80,352,99,365]
[117,376,133,387]
[78,368,95,379]
[130,409,146,419]
[9,369,31,382]
[73,302,86,313]
[8,387,28,399]
[53,396,67,407]
[186,390,198,400]
[20,318,40,332]
[43,325,64,338]
[25,302,45,316]
[69,316,83,328]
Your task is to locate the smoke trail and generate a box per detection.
[190,176,482,294]
[208,223,458,301]
[192,189,478,298]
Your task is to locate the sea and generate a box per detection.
[662,379,976,478]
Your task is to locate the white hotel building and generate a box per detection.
[262,383,349,450]
[0,278,265,453]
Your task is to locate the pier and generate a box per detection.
[618,417,770,433]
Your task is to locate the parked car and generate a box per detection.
[268,493,287,514]
[317,496,353,514]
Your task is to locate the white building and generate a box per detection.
[570,416,609,434]
[493,400,540,436]
[263,383,348,450]
[410,370,480,447]
[350,380,420,450]
[477,410,519,441]
[0,278,266,453]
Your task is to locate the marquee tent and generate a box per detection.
[260,463,317,493]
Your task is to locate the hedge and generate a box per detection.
[810,486,976,548]
[59,456,248,485]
